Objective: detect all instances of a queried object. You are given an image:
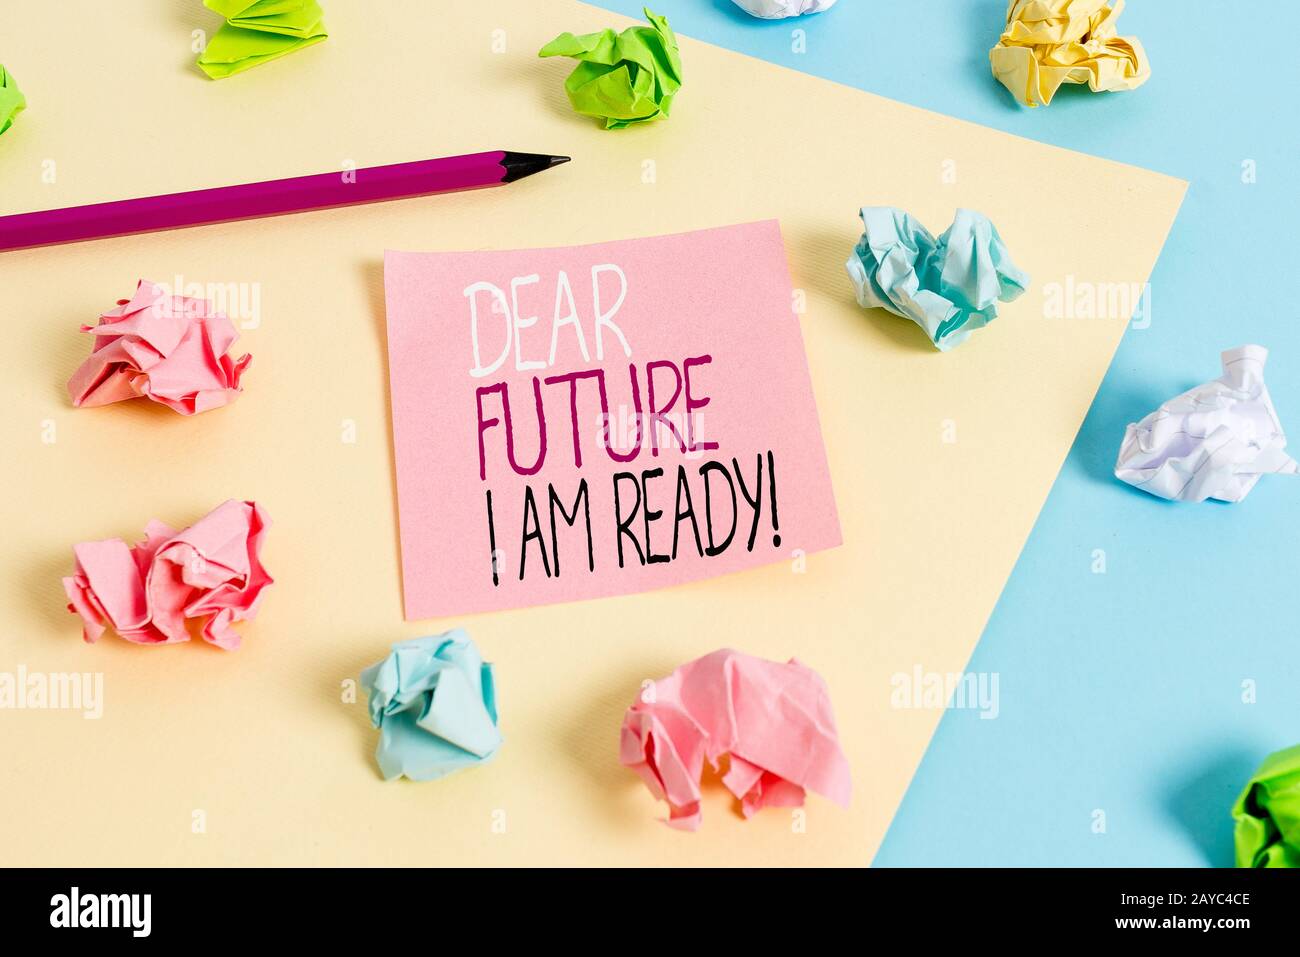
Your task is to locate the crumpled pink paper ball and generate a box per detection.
[67,279,251,415]
[63,500,273,651]
[620,648,851,830]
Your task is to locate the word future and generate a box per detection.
[50,887,151,937]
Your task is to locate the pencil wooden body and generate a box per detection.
[0,150,514,252]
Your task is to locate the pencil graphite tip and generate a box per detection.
[500,151,571,183]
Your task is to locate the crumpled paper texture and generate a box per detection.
[67,279,252,415]
[360,631,502,782]
[846,207,1029,351]
[198,0,328,79]
[620,648,851,830]
[1115,345,1297,503]
[1233,743,1300,868]
[0,63,25,136]
[990,0,1150,107]
[63,500,273,651]
[538,7,682,130]
[731,0,837,18]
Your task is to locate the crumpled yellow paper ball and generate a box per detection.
[990,0,1150,107]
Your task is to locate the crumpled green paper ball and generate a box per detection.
[0,64,26,137]
[538,7,682,130]
[198,0,328,79]
[1232,743,1300,867]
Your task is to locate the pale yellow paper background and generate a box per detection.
[0,1,1183,865]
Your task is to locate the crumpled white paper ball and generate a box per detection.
[731,0,838,20]
[1114,345,1298,503]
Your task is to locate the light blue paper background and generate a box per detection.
[593,0,1300,866]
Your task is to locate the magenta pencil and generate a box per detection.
[0,150,569,252]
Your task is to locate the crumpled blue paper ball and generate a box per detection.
[360,631,502,781]
[845,207,1030,351]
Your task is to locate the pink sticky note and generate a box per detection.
[383,221,841,619]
